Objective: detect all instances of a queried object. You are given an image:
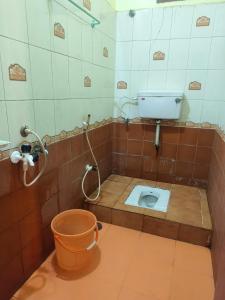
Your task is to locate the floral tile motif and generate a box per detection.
[84,75,91,87]
[153,51,165,61]
[103,47,109,58]
[83,0,91,11]
[54,22,65,39]
[196,16,210,27]
[189,81,202,90]
[117,81,127,89]
[8,64,26,81]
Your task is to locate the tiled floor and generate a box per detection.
[13,223,214,300]
[90,175,212,229]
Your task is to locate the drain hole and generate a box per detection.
[138,194,158,208]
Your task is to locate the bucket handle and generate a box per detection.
[54,224,99,253]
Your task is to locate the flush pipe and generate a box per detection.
[81,114,101,202]
[155,120,161,151]
[10,126,48,187]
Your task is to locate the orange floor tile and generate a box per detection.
[13,223,214,300]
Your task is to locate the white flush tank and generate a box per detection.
[138,90,183,119]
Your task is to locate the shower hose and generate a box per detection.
[81,126,101,202]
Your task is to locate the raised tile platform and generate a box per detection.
[86,175,212,247]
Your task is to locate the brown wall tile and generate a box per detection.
[112,209,143,231]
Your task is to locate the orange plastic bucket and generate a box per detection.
[51,209,98,271]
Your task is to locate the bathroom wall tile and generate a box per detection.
[197,129,215,147]
[82,24,93,62]
[52,52,69,99]
[50,0,68,55]
[0,101,10,144]
[0,0,28,42]
[125,155,143,178]
[130,71,149,98]
[133,9,152,41]
[0,255,24,300]
[34,100,55,138]
[161,126,180,144]
[26,0,51,50]
[213,3,225,36]
[171,6,194,38]
[168,39,190,70]
[115,70,131,99]
[175,161,194,178]
[191,4,216,38]
[131,41,151,70]
[116,11,133,42]
[188,38,211,70]
[69,57,83,98]
[127,123,144,140]
[184,70,206,100]
[205,70,225,101]
[179,127,199,145]
[166,70,186,90]
[201,101,220,124]
[54,99,83,133]
[148,70,167,90]
[0,37,32,100]
[93,29,103,67]
[88,204,112,223]
[29,46,54,99]
[151,7,173,40]
[209,37,225,69]
[67,13,82,59]
[177,145,196,162]
[150,40,169,70]
[127,140,143,155]
[6,100,35,147]
[180,99,203,123]
[116,42,132,70]
[103,36,115,69]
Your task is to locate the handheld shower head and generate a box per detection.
[83,114,91,130]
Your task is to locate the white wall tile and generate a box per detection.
[130,71,149,97]
[93,30,103,66]
[116,42,132,70]
[50,1,68,55]
[180,99,202,123]
[52,53,69,99]
[191,4,216,38]
[6,100,35,147]
[205,70,225,101]
[0,0,28,42]
[188,38,211,70]
[69,58,83,98]
[115,70,131,99]
[168,39,190,70]
[82,24,93,63]
[34,100,55,138]
[26,0,51,50]
[185,70,206,100]
[166,70,187,90]
[0,58,5,100]
[148,70,167,90]
[201,101,219,124]
[209,37,225,69]
[151,8,173,40]
[0,37,32,100]
[133,9,152,41]
[150,40,169,70]
[117,11,133,42]
[0,101,9,143]
[171,6,194,39]
[132,41,150,70]
[30,46,53,99]
[68,13,82,59]
[213,4,225,36]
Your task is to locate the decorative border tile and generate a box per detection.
[8,64,26,81]
[196,16,210,27]
[153,51,165,61]
[117,81,127,89]
[189,81,202,90]
[54,22,65,39]
[83,0,91,11]
[84,76,91,87]
[103,47,109,58]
